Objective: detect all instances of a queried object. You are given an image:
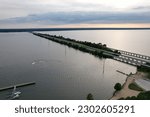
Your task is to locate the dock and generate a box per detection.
[116,70,129,76]
[0,82,36,91]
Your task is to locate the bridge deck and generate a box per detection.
[33,33,150,69]
[110,48,150,61]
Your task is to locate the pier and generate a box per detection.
[0,82,36,91]
[116,70,129,76]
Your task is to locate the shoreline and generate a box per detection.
[110,71,147,100]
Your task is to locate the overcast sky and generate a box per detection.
[0,0,150,28]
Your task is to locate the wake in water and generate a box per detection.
[31,59,48,65]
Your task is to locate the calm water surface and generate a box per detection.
[44,30,150,55]
[1,30,147,99]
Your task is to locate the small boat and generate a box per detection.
[10,86,21,99]
[11,94,20,99]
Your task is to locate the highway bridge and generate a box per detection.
[33,33,150,68]
[110,48,150,68]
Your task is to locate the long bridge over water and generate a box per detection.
[33,33,150,69]
[110,48,150,68]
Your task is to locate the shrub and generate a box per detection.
[119,91,150,100]
[114,83,122,91]
[137,91,150,100]
[87,93,94,100]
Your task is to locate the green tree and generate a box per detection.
[114,83,122,91]
[87,93,94,100]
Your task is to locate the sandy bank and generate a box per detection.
[111,72,147,100]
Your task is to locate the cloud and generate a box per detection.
[0,0,150,19]
[132,6,150,11]
[0,0,150,28]
[0,11,150,28]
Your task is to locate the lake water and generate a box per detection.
[44,30,150,55]
[1,30,149,100]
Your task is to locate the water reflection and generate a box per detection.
[0,32,137,100]
[43,30,150,55]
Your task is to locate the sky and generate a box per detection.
[0,0,150,28]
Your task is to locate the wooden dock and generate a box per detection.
[116,70,129,76]
[0,82,36,91]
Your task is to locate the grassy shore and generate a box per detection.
[110,71,149,100]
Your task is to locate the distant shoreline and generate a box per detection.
[1,28,150,33]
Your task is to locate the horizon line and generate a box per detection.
[1,27,150,32]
